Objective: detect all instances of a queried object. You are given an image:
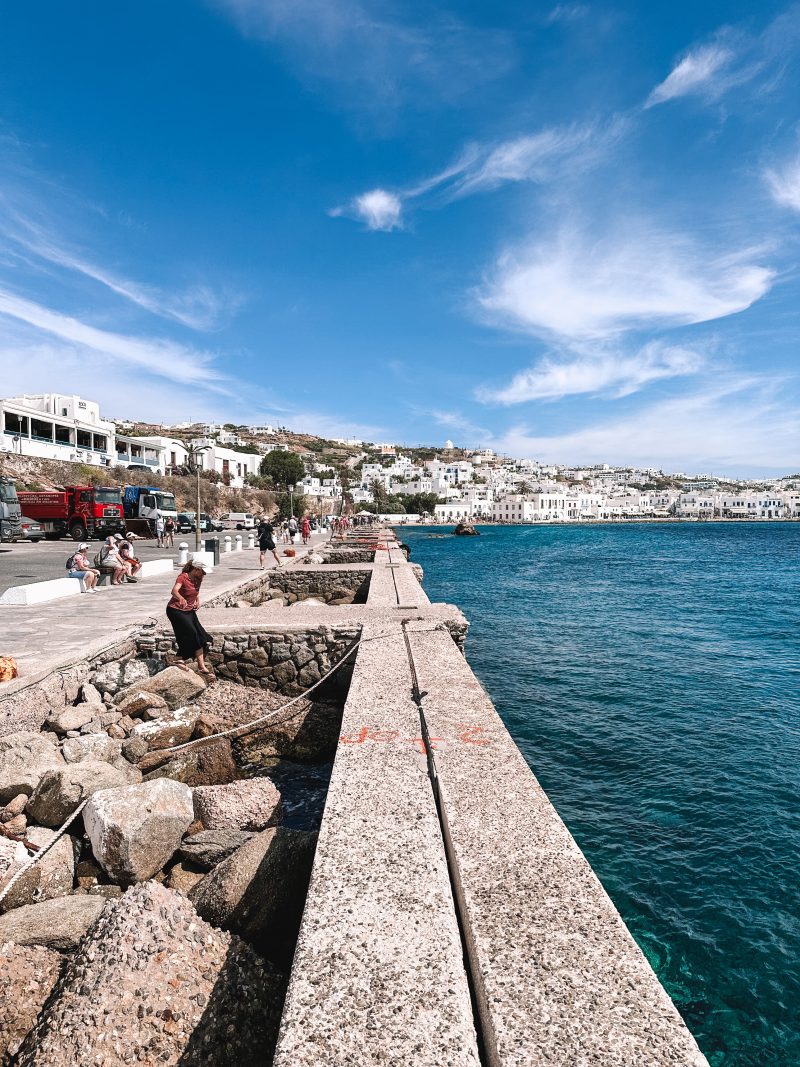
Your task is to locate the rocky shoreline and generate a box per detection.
[0,651,342,1064]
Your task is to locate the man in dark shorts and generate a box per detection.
[257,516,282,569]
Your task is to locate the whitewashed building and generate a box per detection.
[1,394,114,466]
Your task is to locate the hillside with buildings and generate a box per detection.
[1,391,798,522]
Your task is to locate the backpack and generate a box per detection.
[93,548,106,568]
[65,553,78,571]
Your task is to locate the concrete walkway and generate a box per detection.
[0,532,328,684]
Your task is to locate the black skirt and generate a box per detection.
[166,607,211,660]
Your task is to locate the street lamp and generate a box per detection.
[288,483,295,524]
[173,441,212,551]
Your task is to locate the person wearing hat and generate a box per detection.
[116,534,142,583]
[166,555,213,676]
[65,542,100,592]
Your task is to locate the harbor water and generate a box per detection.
[400,522,800,1067]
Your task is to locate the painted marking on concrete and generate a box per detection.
[339,725,489,750]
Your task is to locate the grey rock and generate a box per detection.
[177,830,255,871]
[78,682,103,706]
[0,943,62,1064]
[113,665,206,711]
[78,719,104,735]
[61,734,123,765]
[143,738,237,788]
[0,827,76,913]
[115,690,169,719]
[110,756,143,784]
[15,881,284,1067]
[44,705,96,736]
[83,779,194,884]
[27,761,130,828]
[272,660,297,687]
[190,827,316,968]
[90,661,122,696]
[129,706,199,750]
[120,659,150,687]
[121,736,149,763]
[233,700,341,764]
[0,733,65,804]
[0,894,105,950]
[193,778,282,832]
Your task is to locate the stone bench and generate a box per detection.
[0,577,83,606]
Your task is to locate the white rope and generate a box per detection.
[0,635,363,902]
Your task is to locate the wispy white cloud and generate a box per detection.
[477,225,774,341]
[1,209,239,330]
[493,376,798,472]
[211,0,515,111]
[765,152,800,212]
[333,120,620,229]
[0,288,228,389]
[545,5,589,25]
[478,341,706,404]
[646,44,735,107]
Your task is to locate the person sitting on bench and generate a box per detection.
[97,536,126,586]
[115,534,142,583]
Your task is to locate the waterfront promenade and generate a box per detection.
[0,526,710,1063]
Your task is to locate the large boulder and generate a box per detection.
[177,830,255,871]
[0,943,63,1066]
[61,734,123,765]
[15,882,285,1067]
[114,665,206,710]
[116,690,169,719]
[83,779,194,884]
[0,827,76,913]
[129,706,199,750]
[26,762,130,828]
[90,661,123,696]
[0,894,105,951]
[44,705,97,736]
[119,659,151,687]
[143,738,237,788]
[0,733,65,804]
[193,778,282,832]
[189,827,316,967]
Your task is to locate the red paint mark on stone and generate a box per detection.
[458,725,490,745]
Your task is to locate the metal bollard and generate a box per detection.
[248,531,255,550]
[235,534,242,552]
[178,542,189,566]
[224,535,232,554]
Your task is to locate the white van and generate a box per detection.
[221,512,255,530]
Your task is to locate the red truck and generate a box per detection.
[16,486,125,541]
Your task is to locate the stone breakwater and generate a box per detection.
[0,526,709,1065]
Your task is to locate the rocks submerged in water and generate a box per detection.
[453,521,479,536]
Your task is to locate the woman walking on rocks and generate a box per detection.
[166,555,214,677]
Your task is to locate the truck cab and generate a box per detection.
[14,485,123,541]
[0,477,22,543]
[122,486,178,536]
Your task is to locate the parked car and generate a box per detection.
[17,516,45,542]
[176,513,195,533]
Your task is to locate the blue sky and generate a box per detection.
[0,1,798,474]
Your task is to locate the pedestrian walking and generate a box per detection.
[166,556,214,677]
[154,509,166,547]
[256,516,282,569]
[301,515,311,545]
[164,516,175,547]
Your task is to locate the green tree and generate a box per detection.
[259,450,306,488]
[277,491,309,520]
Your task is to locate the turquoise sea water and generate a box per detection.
[400,522,800,1067]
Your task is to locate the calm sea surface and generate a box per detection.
[400,522,800,1067]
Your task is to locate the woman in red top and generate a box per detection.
[166,556,213,676]
[301,515,311,545]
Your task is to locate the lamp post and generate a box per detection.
[173,441,211,551]
[288,483,295,524]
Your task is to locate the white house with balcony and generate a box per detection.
[1,394,114,465]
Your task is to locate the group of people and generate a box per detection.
[65,533,143,592]
[152,510,175,548]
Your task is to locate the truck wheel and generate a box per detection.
[70,522,88,541]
